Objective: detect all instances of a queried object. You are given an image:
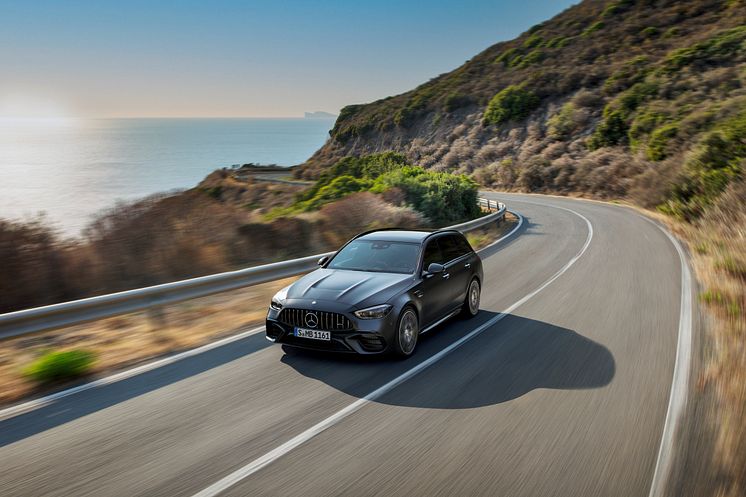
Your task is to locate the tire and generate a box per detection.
[461,278,480,318]
[392,306,419,358]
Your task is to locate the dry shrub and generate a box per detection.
[449,123,468,140]
[684,179,746,497]
[628,159,682,208]
[571,88,603,108]
[318,192,424,246]
[0,217,74,313]
[442,137,475,168]
[475,144,502,164]
[570,148,647,197]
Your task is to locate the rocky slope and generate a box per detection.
[299,0,744,213]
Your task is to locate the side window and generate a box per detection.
[439,235,467,263]
[456,234,473,254]
[422,239,443,270]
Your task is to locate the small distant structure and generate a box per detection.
[304,111,337,119]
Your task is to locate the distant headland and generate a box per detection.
[304,111,337,119]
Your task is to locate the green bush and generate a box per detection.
[394,106,418,128]
[24,349,96,383]
[641,27,660,38]
[297,152,408,206]
[523,33,544,48]
[556,36,575,48]
[660,110,745,219]
[494,47,519,66]
[582,22,605,37]
[628,110,668,149]
[646,123,679,161]
[303,175,373,210]
[618,81,659,113]
[662,26,746,73]
[588,108,629,149]
[371,166,480,225]
[443,93,473,112]
[547,103,579,140]
[601,0,633,18]
[483,85,540,126]
[517,49,545,68]
[545,36,566,48]
[287,153,480,224]
[663,27,681,39]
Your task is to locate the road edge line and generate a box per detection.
[644,217,694,497]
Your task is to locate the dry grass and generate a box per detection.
[680,182,746,497]
[466,212,519,250]
[0,277,295,407]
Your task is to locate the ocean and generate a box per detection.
[0,117,334,236]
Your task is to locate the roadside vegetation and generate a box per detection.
[0,154,479,315]
[293,1,746,495]
[268,152,480,225]
[23,349,95,383]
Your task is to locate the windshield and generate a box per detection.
[328,240,420,274]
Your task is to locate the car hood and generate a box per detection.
[286,268,412,307]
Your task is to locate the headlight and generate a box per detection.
[354,304,392,319]
[270,286,290,310]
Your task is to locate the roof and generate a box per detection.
[356,228,459,243]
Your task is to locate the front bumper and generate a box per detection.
[265,303,397,354]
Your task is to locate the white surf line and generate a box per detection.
[0,325,265,422]
[192,206,593,497]
[0,211,522,423]
[642,216,693,497]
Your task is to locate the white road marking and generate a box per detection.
[0,325,265,422]
[643,216,693,497]
[191,207,593,497]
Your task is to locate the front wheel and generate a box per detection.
[461,278,480,318]
[392,307,419,358]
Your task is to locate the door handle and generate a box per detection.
[442,273,450,279]
[464,263,471,268]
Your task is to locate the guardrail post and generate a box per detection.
[147,306,169,339]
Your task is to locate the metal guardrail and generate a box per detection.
[0,199,505,339]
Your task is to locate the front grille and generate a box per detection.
[278,308,353,331]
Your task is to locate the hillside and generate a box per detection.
[300,0,744,214]
[297,1,746,496]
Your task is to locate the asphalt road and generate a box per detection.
[0,193,686,497]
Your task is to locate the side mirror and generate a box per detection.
[426,262,445,274]
[318,256,329,267]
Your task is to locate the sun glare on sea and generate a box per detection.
[0,94,78,127]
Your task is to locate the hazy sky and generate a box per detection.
[1,0,577,118]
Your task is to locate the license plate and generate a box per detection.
[294,327,331,341]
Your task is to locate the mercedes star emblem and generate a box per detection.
[305,312,318,328]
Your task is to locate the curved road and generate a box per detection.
[0,193,687,497]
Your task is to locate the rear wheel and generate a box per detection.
[461,278,480,318]
[392,307,418,358]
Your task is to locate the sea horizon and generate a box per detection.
[0,117,334,236]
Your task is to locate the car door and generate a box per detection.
[438,234,472,308]
[415,237,452,327]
